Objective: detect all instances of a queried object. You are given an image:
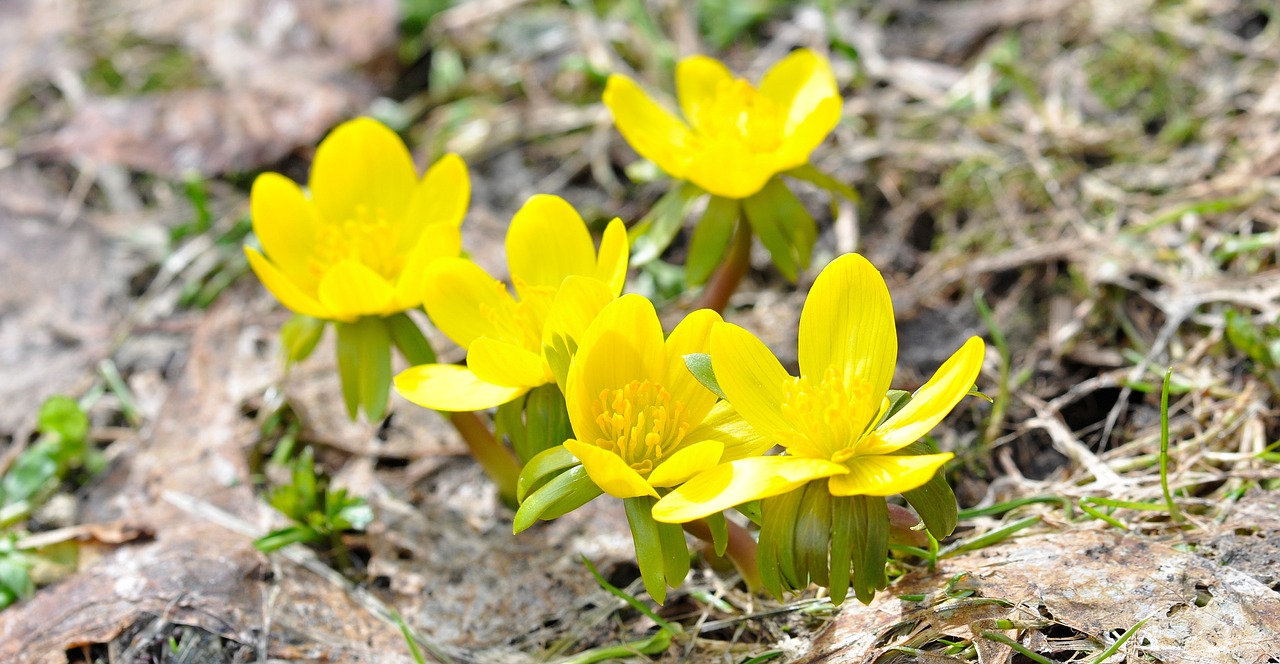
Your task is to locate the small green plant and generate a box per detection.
[254,447,374,567]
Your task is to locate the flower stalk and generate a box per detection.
[449,410,521,506]
[694,220,752,313]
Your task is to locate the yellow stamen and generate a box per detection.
[779,366,877,461]
[310,205,405,279]
[592,379,690,475]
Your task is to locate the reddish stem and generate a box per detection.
[693,220,752,314]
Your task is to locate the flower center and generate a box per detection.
[592,379,690,475]
[694,79,784,154]
[310,205,405,280]
[476,282,552,355]
[779,366,879,461]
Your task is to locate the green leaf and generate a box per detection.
[520,384,572,464]
[704,510,729,557]
[848,495,889,604]
[37,396,89,445]
[386,313,436,366]
[877,390,913,428]
[513,464,601,533]
[829,494,854,606]
[794,482,832,588]
[335,317,392,421]
[1,453,58,508]
[280,314,326,367]
[624,496,669,604]
[758,487,806,599]
[630,182,705,266]
[896,439,959,539]
[657,517,690,591]
[741,178,816,282]
[683,354,726,400]
[784,164,860,203]
[516,445,579,503]
[685,196,739,286]
[494,394,529,470]
[254,525,317,552]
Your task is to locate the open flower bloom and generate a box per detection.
[653,253,985,523]
[562,295,769,499]
[245,117,468,322]
[395,195,628,412]
[603,48,841,199]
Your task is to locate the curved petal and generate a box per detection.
[421,257,514,349]
[868,336,986,453]
[245,247,331,319]
[566,295,666,442]
[648,439,724,488]
[663,309,722,428]
[564,439,658,499]
[394,363,526,412]
[316,259,395,321]
[309,117,417,225]
[542,275,616,350]
[250,172,319,290]
[468,337,550,389]
[682,142,779,199]
[651,456,847,524]
[506,195,597,301]
[676,55,734,132]
[776,95,841,168]
[401,153,470,230]
[593,217,630,296]
[828,452,953,497]
[709,322,794,440]
[603,74,696,180]
[683,401,773,462]
[798,253,897,401]
[392,224,462,311]
[758,48,839,135]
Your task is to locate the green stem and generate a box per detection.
[682,517,762,592]
[694,220,752,314]
[449,410,521,507]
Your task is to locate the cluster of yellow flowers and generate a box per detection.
[246,50,984,606]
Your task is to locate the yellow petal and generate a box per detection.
[709,322,794,440]
[250,172,319,290]
[662,309,722,428]
[651,456,847,524]
[245,247,331,319]
[395,363,526,412]
[541,275,616,350]
[798,253,897,405]
[675,55,734,131]
[683,401,773,462]
[392,223,462,312]
[421,257,514,349]
[468,337,550,389]
[759,48,839,135]
[648,440,724,488]
[316,259,395,321]
[309,117,417,225]
[828,453,953,497]
[868,336,986,453]
[593,217,629,296]
[682,142,779,199]
[603,74,696,181]
[564,439,658,499]
[777,95,841,168]
[506,195,597,301]
[565,294,665,445]
[401,153,469,230]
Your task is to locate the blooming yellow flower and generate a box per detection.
[395,195,628,412]
[603,49,841,199]
[561,295,769,499]
[653,253,985,523]
[245,117,468,322]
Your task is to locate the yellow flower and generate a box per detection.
[395,195,628,412]
[603,49,841,199]
[653,253,985,523]
[561,295,769,499]
[245,117,468,322]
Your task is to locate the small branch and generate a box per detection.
[449,410,521,506]
[694,220,752,314]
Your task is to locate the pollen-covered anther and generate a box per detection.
[779,366,877,461]
[592,379,690,474]
[310,205,404,279]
